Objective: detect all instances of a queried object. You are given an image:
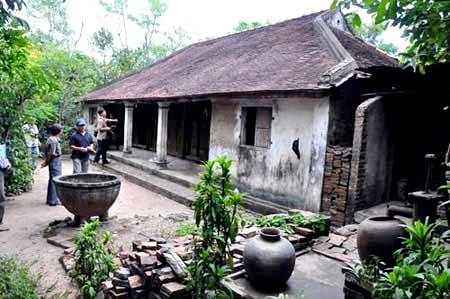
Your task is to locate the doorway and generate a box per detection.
[167,101,211,162]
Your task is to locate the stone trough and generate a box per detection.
[53,173,121,218]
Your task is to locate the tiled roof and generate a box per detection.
[84,10,399,102]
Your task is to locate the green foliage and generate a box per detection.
[27,0,73,45]
[91,27,114,59]
[176,223,198,237]
[0,255,40,299]
[291,213,328,234]
[72,219,116,299]
[0,0,27,27]
[346,17,398,55]
[100,0,129,48]
[254,215,294,234]
[345,256,384,290]
[331,0,450,71]
[363,219,450,298]
[268,290,305,299]
[0,23,44,193]
[252,213,328,234]
[189,157,243,298]
[128,0,168,61]
[234,20,271,33]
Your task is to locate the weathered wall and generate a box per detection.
[347,96,393,222]
[209,96,330,212]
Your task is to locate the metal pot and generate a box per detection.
[357,216,407,267]
[243,227,295,290]
[53,173,121,217]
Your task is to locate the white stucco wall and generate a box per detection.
[209,96,330,212]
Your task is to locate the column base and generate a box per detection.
[150,158,169,169]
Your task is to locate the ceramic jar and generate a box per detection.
[357,216,407,267]
[243,227,296,290]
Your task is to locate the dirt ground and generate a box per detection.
[0,158,194,298]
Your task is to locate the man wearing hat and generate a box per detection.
[69,119,95,174]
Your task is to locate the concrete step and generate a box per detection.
[103,159,289,215]
[242,194,290,215]
[102,161,195,208]
[107,152,197,188]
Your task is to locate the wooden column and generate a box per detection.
[155,102,169,167]
[123,103,134,153]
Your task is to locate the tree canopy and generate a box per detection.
[332,0,450,71]
[346,15,398,55]
[0,0,195,193]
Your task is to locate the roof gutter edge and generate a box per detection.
[80,88,330,104]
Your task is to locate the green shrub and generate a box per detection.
[189,157,243,299]
[370,219,450,298]
[254,214,293,233]
[71,219,116,299]
[291,213,328,234]
[0,255,40,299]
[4,135,33,194]
[252,213,328,234]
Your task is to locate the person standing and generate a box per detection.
[22,118,40,170]
[69,119,94,173]
[41,124,63,206]
[93,108,117,165]
[0,147,11,224]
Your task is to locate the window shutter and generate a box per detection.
[255,108,272,148]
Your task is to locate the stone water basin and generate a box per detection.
[53,173,121,217]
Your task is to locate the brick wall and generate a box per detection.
[345,103,369,224]
[321,145,352,226]
[346,96,392,224]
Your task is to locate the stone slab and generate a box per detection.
[47,236,73,249]
[328,233,347,247]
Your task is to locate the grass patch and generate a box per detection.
[0,255,40,299]
[176,223,197,236]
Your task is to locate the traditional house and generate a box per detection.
[83,10,448,226]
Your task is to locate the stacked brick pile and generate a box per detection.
[322,146,352,226]
[103,237,193,299]
[59,211,330,299]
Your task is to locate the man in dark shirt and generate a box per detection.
[70,119,94,173]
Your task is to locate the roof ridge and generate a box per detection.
[313,11,358,87]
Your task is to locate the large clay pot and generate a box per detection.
[243,227,295,290]
[357,216,407,267]
[53,173,121,217]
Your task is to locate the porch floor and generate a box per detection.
[108,148,202,186]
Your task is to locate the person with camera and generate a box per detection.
[93,108,118,165]
[70,119,95,173]
[22,117,40,170]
